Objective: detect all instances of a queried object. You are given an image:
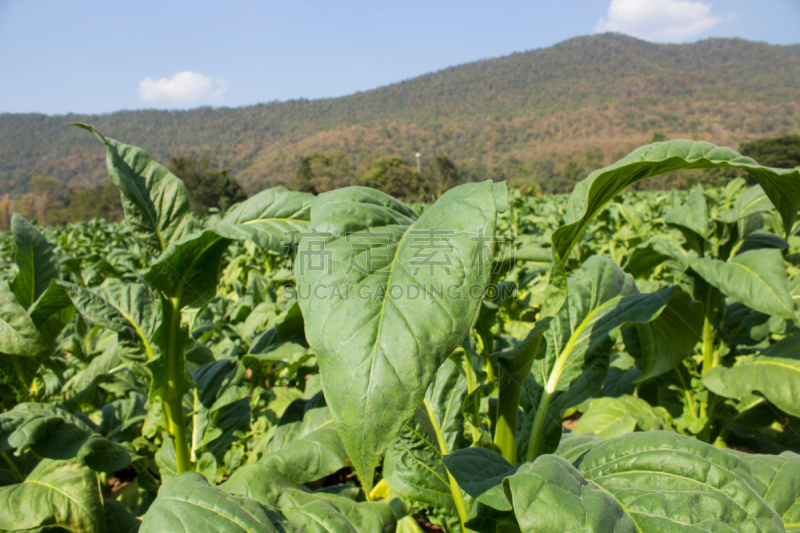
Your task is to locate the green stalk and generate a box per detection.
[699,286,719,443]
[462,354,482,445]
[164,297,192,474]
[698,393,717,444]
[525,389,553,462]
[494,378,523,464]
[484,359,496,391]
[702,314,716,375]
[423,398,469,530]
[494,332,542,465]
[191,389,200,463]
[701,288,717,375]
[464,353,476,393]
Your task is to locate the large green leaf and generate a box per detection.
[99,391,148,443]
[552,433,602,464]
[58,282,162,355]
[295,182,506,490]
[143,188,316,308]
[444,447,516,512]
[544,140,800,316]
[28,280,76,346]
[571,395,673,439]
[739,451,800,530]
[0,458,105,533]
[503,455,636,533]
[626,289,704,382]
[214,187,315,252]
[103,497,141,533]
[222,463,397,533]
[532,257,643,393]
[497,432,786,532]
[520,257,694,460]
[685,249,795,320]
[71,123,193,255]
[735,231,788,256]
[622,238,681,279]
[0,281,47,357]
[58,282,189,403]
[0,403,136,473]
[140,472,285,533]
[383,359,467,531]
[704,335,800,417]
[577,431,785,532]
[665,186,708,239]
[143,229,232,309]
[259,391,349,484]
[10,213,59,308]
[189,359,250,461]
[717,185,776,224]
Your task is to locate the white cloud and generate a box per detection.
[138,71,227,102]
[596,0,731,42]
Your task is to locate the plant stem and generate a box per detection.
[191,389,200,463]
[423,398,469,530]
[698,285,719,442]
[164,297,192,474]
[701,288,717,375]
[493,332,542,465]
[462,353,482,445]
[525,389,553,463]
[674,369,699,420]
[702,315,715,375]
[484,359,496,391]
[494,376,522,465]
[698,392,720,444]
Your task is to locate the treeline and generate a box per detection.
[0,155,246,229]
[293,151,460,202]
[292,133,800,199]
[2,134,797,229]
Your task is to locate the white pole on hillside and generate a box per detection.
[415,152,421,172]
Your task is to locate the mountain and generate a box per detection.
[2,33,800,195]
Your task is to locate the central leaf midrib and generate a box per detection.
[360,224,415,467]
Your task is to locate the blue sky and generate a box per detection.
[1,0,798,116]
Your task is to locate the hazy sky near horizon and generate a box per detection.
[1,0,798,116]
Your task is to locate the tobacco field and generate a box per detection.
[1,123,800,533]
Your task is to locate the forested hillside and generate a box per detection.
[2,33,800,196]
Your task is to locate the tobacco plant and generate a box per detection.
[1,132,799,533]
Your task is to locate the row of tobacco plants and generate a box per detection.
[1,123,799,532]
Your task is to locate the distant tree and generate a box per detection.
[562,158,585,185]
[30,175,66,224]
[651,132,668,143]
[169,155,246,213]
[534,159,559,195]
[13,194,38,223]
[360,156,431,203]
[739,135,800,168]
[432,153,460,197]
[0,195,10,230]
[294,157,316,194]
[584,147,604,171]
[293,151,353,194]
[53,182,123,224]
